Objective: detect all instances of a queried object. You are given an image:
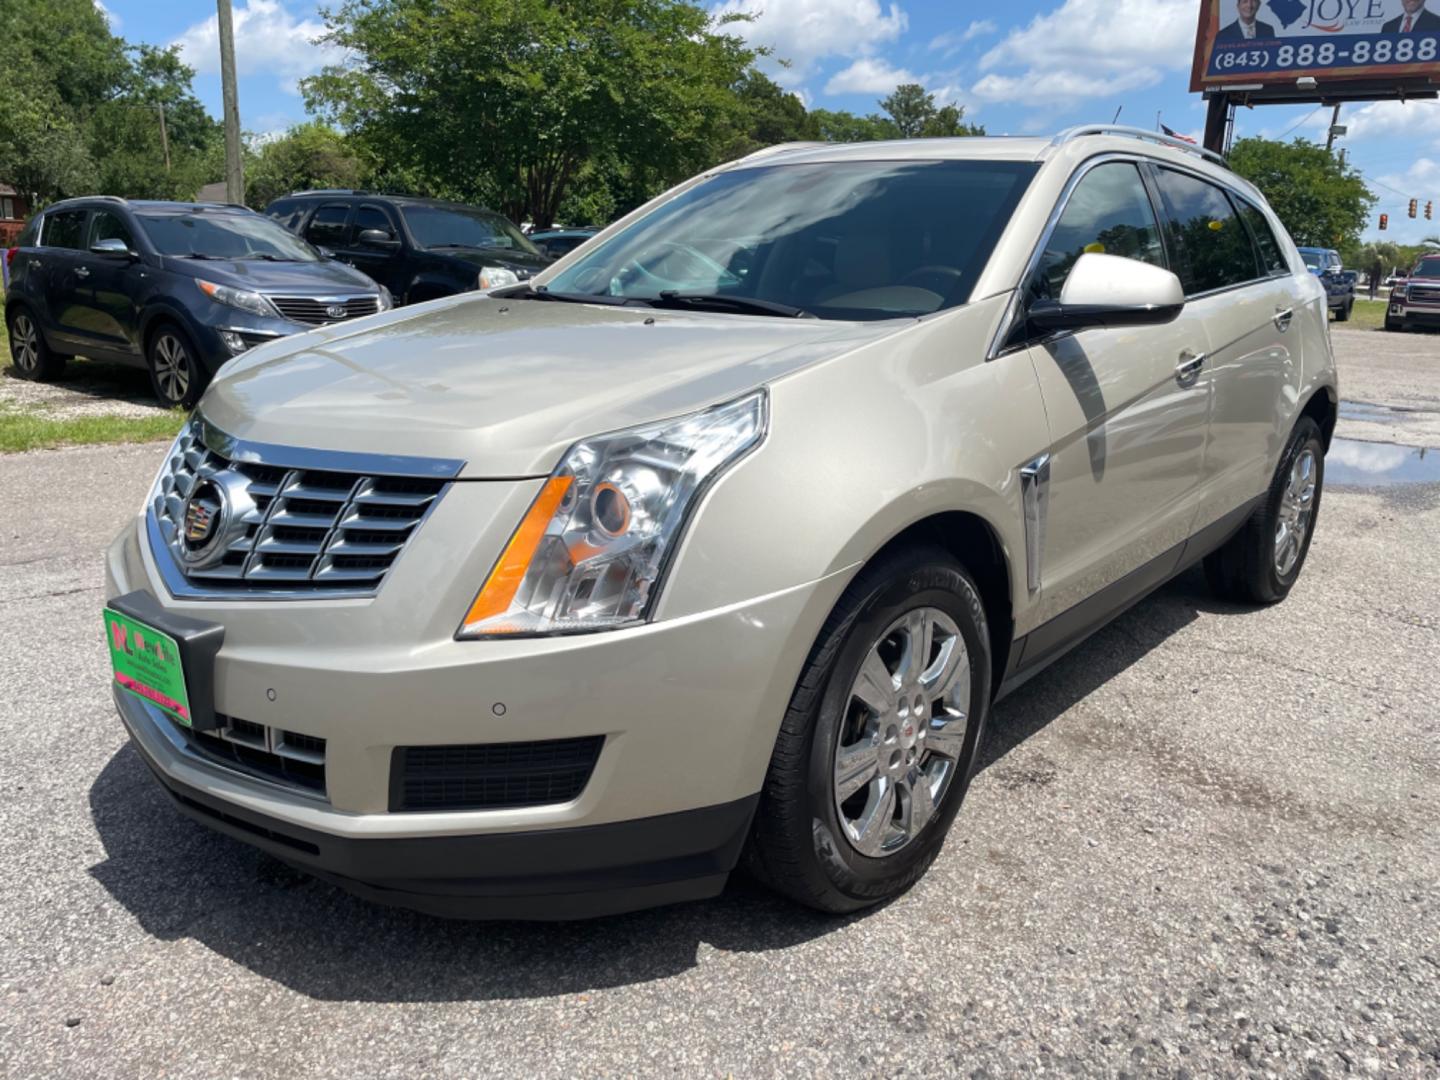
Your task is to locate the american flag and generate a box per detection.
[1161,124,1197,145]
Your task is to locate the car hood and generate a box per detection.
[199,294,907,477]
[162,256,378,294]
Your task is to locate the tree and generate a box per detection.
[1228,137,1375,249]
[0,0,127,202]
[245,123,363,209]
[878,84,983,138]
[303,0,758,228]
[807,108,899,143]
[90,46,222,200]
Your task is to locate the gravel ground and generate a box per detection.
[0,357,161,420]
[1,331,1437,1078]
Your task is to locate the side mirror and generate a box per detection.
[1029,252,1185,332]
[90,237,135,259]
[357,228,400,251]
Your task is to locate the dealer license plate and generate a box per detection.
[105,607,193,727]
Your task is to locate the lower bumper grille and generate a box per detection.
[390,736,605,812]
[175,714,327,797]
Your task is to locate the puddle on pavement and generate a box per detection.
[1326,437,1440,486]
[1339,400,1409,424]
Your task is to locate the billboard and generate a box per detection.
[1191,0,1440,90]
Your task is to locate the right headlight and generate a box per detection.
[457,390,767,638]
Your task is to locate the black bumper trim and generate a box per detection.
[131,739,759,920]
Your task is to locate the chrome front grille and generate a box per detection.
[267,294,380,325]
[1406,284,1440,305]
[148,420,454,598]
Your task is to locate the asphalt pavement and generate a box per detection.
[1,327,1437,1078]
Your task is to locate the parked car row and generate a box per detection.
[5,191,598,405]
[1296,245,1353,321]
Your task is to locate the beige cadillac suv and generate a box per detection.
[104,127,1337,918]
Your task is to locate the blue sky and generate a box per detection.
[101,0,1440,243]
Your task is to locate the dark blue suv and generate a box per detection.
[4,198,389,407]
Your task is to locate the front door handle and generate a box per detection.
[1175,349,1206,387]
[1274,306,1293,331]
[75,266,90,278]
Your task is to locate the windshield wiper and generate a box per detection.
[245,253,298,262]
[176,253,221,260]
[646,292,814,319]
[508,285,631,306]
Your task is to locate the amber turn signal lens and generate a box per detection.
[462,475,572,630]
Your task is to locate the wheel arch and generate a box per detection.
[1299,383,1338,451]
[849,509,1016,694]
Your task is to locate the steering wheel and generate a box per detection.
[616,240,740,292]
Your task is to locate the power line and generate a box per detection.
[1275,105,1323,140]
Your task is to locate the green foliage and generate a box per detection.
[0,1,218,205]
[245,123,364,209]
[303,0,759,228]
[879,84,983,138]
[1228,137,1375,249]
[807,108,900,142]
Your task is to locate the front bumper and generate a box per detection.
[1388,301,1440,327]
[119,688,757,919]
[106,513,853,916]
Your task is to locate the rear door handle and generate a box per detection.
[1175,349,1206,386]
[76,266,90,278]
[1274,306,1293,331]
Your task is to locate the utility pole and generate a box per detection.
[157,103,171,173]
[1324,103,1342,154]
[217,0,244,203]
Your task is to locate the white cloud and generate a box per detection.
[172,0,346,95]
[94,0,120,29]
[974,0,1190,105]
[712,0,907,84]
[824,57,917,95]
[971,67,1162,107]
[962,19,997,41]
[928,19,997,55]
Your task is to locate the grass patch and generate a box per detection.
[1343,298,1388,331]
[0,408,185,453]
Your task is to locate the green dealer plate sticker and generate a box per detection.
[105,608,192,727]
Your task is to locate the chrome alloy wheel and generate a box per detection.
[153,333,192,404]
[10,314,39,373]
[1275,447,1317,577]
[832,607,971,857]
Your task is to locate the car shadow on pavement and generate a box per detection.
[86,566,1243,1004]
[2,356,157,409]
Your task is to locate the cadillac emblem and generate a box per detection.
[179,478,227,567]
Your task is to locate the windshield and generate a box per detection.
[1414,257,1440,278]
[542,159,1038,320]
[401,205,538,254]
[139,212,320,261]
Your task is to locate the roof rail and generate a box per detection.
[1050,125,1229,170]
[287,188,371,196]
[735,141,827,163]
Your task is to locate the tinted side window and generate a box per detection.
[267,199,303,229]
[305,202,351,246]
[1033,162,1164,300]
[354,204,395,236]
[41,210,88,250]
[1235,199,1287,275]
[1153,168,1260,295]
[88,211,135,250]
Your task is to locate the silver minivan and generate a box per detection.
[104,127,1336,918]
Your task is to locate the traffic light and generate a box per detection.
[1428,201,1434,220]
[1409,198,1418,218]
[1380,213,1389,230]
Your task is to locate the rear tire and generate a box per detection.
[7,308,66,381]
[1336,299,1352,322]
[746,545,992,913]
[146,323,207,409]
[1204,417,1324,605]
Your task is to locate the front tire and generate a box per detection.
[746,546,992,913]
[1336,299,1352,322]
[1204,417,1324,605]
[146,323,207,409]
[7,309,66,381]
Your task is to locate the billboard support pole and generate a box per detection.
[1203,94,1230,156]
